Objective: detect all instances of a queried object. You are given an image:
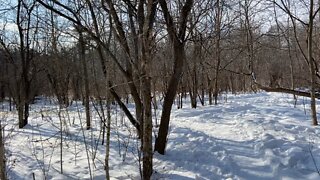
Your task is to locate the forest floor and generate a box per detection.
[1,92,320,179]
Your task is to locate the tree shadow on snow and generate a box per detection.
[154,125,318,180]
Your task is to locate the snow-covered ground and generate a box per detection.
[1,92,320,179]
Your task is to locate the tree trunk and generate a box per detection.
[18,103,26,128]
[287,18,297,104]
[155,0,193,155]
[79,30,91,130]
[24,102,29,126]
[200,77,205,106]
[155,43,184,155]
[105,96,111,180]
[214,0,222,105]
[0,122,6,180]
[189,86,197,108]
[0,85,4,101]
[208,76,213,105]
[308,0,318,125]
[141,73,153,179]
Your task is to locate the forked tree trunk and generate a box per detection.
[16,0,35,129]
[155,0,193,155]
[85,0,141,134]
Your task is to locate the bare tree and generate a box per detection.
[1,0,40,128]
[155,0,194,155]
[270,0,319,125]
[213,0,223,105]
[78,28,91,130]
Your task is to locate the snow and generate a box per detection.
[1,92,320,179]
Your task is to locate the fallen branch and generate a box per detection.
[255,83,320,99]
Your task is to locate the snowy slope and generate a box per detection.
[1,92,320,180]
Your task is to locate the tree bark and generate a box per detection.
[105,94,111,180]
[308,0,318,125]
[140,1,158,178]
[155,0,193,155]
[155,43,185,155]
[79,30,91,130]
[214,0,222,105]
[0,122,6,180]
[141,63,153,179]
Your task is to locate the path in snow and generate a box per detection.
[154,92,320,180]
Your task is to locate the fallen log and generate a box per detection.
[255,83,320,99]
